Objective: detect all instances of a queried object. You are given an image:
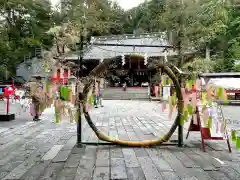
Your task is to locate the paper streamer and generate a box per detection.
[168,105,173,120]
[206,87,212,100]
[216,122,219,133]
[154,86,159,97]
[191,92,197,110]
[195,79,201,90]
[167,78,172,85]
[181,88,188,109]
[180,114,185,125]
[232,130,237,141]
[168,96,173,119]
[161,76,166,86]
[95,84,99,96]
[187,104,193,115]
[172,93,177,105]
[184,110,189,122]
[223,89,228,104]
[74,108,78,122]
[189,80,193,89]
[208,116,212,129]
[214,88,217,98]
[185,80,190,89]
[55,107,60,124]
[203,108,209,127]
[236,137,240,149]
[193,114,198,125]
[218,87,223,99]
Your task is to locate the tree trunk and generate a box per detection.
[205,45,210,60]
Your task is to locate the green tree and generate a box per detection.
[182,57,216,73]
[0,0,54,79]
[60,0,125,37]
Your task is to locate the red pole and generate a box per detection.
[6,95,10,114]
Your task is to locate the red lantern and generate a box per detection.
[63,70,68,84]
[4,86,14,96]
[63,71,68,78]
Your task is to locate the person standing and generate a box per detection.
[30,76,42,121]
[98,77,105,107]
[93,78,99,108]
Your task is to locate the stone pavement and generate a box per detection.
[0,100,240,180]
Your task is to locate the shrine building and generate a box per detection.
[65,32,179,87]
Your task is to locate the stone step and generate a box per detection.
[102,87,149,100]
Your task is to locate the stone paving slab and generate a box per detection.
[0,100,239,180]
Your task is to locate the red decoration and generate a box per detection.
[63,70,68,84]
[57,70,60,79]
[52,75,60,82]
[52,69,68,84]
[154,86,159,97]
[4,86,14,96]
[4,86,15,114]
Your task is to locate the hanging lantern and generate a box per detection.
[121,54,125,65]
[164,50,168,62]
[144,53,148,65]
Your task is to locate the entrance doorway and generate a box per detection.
[132,71,149,87]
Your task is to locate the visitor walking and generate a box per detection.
[98,77,104,107]
[93,78,104,108]
[30,76,43,121]
[123,82,127,91]
[93,78,99,108]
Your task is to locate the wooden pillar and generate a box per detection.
[149,71,151,96]
[138,58,140,69]
[160,68,163,97]
[149,71,151,85]
[129,58,133,86]
[131,73,134,87]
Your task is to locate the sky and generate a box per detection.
[51,0,146,10]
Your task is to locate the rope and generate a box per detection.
[80,62,184,147]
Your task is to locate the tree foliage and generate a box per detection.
[125,0,240,71]
[0,0,53,79]
[1,0,240,80]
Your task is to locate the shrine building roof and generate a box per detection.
[65,32,178,60]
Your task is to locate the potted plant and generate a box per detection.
[107,73,120,87]
[113,76,120,87]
